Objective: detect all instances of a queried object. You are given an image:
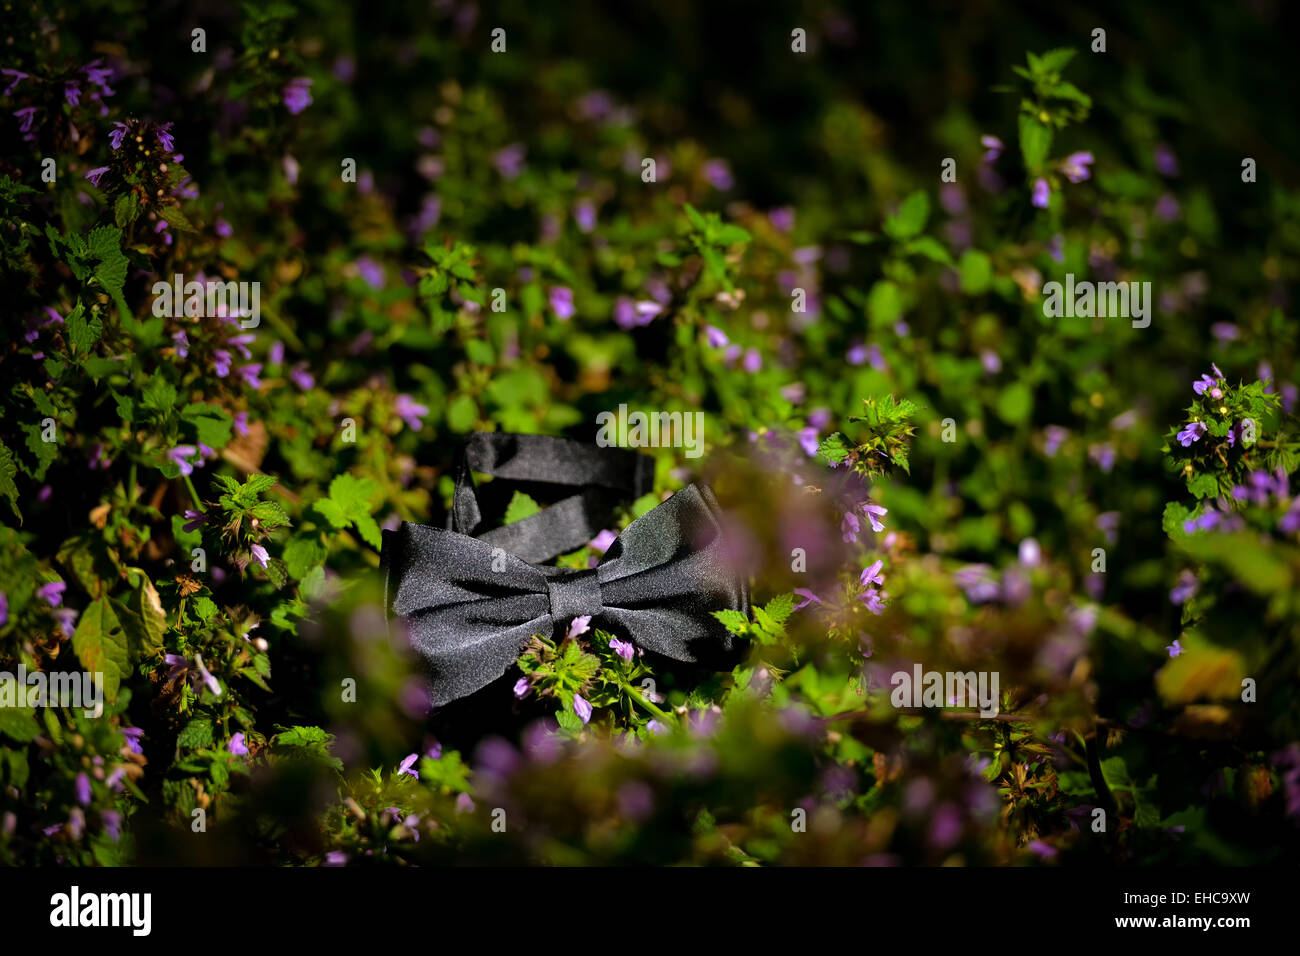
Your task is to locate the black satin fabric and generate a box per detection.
[382,432,751,707]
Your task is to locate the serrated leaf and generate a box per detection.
[0,439,20,521]
[503,490,541,525]
[177,718,214,749]
[711,608,752,637]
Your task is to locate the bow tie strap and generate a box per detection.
[450,432,655,563]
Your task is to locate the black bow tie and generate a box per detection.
[382,433,750,707]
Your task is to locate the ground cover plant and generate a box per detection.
[2,0,1300,867]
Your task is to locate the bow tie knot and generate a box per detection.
[545,567,603,623]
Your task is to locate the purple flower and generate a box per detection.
[183,509,205,534]
[860,560,885,587]
[249,544,270,569]
[397,753,420,779]
[228,732,249,756]
[609,636,636,661]
[742,348,762,373]
[108,122,129,150]
[634,300,663,323]
[212,349,232,377]
[13,106,37,133]
[1043,426,1069,456]
[981,135,1003,163]
[573,694,593,724]
[797,427,820,457]
[355,256,384,289]
[702,159,733,190]
[1018,538,1042,567]
[64,81,81,106]
[574,200,597,233]
[171,329,189,358]
[566,615,592,640]
[792,588,821,611]
[493,143,526,179]
[194,653,222,697]
[121,727,143,754]
[1192,374,1215,395]
[841,510,860,543]
[1176,421,1206,446]
[237,363,262,388]
[1167,639,1184,659]
[1170,570,1197,605]
[1182,509,1222,534]
[954,564,1000,603]
[102,810,122,840]
[283,78,313,114]
[75,772,92,806]
[859,588,887,615]
[168,445,198,476]
[704,325,729,348]
[1059,152,1094,183]
[39,581,66,606]
[394,394,428,431]
[289,362,314,390]
[84,166,109,187]
[1,69,29,96]
[589,529,617,554]
[324,851,348,866]
[863,502,887,533]
[83,60,114,94]
[1027,839,1058,860]
[1031,178,1050,208]
[1154,143,1179,177]
[613,296,638,329]
[769,206,795,232]
[156,123,175,152]
[549,286,575,320]
[513,677,530,699]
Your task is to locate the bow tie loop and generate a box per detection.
[544,567,603,624]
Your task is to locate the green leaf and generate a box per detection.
[883,190,930,240]
[903,236,953,265]
[140,375,178,419]
[447,394,478,433]
[762,592,795,625]
[711,609,752,636]
[283,534,327,580]
[158,205,196,233]
[1187,472,1220,499]
[66,301,101,355]
[817,432,851,465]
[1018,115,1053,171]
[958,250,993,294]
[0,705,41,742]
[72,598,129,700]
[181,403,234,450]
[177,718,214,749]
[0,439,20,521]
[866,280,903,326]
[113,191,139,227]
[503,490,541,525]
[996,382,1034,425]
